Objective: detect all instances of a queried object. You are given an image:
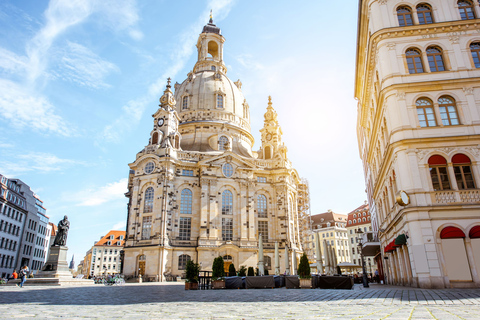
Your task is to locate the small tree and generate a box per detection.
[247,266,255,276]
[185,260,200,283]
[238,265,247,276]
[228,263,236,277]
[212,256,225,280]
[298,253,311,279]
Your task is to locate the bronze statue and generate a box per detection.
[53,215,70,246]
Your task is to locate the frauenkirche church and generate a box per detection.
[123,17,309,280]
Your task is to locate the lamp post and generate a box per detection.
[356,228,369,288]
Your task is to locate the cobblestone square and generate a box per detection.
[2,283,480,319]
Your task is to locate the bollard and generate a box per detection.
[139,274,142,283]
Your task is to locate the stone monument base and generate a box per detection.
[28,246,93,286]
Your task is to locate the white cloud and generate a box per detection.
[0,79,72,135]
[99,0,235,144]
[0,151,85,176]
[0,47,28,74]
[75,178,128,207]
[93,0,144,41]
[112,220,126,231]
[55,41,119,89]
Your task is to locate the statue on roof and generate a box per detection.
[53,215,70,246]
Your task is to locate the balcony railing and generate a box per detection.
[432,189,480,205]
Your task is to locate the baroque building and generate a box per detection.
[123,18,308,280]
[356,0,480,288]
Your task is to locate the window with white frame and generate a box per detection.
[179,217,191,240]
[222,190,233,215]
[222,217,233,241]
[182,96,188,110]
[258,221,268,242]
[216,94,224,108]
[144,187,154,213]
[180,189,193,214]
[257,195,267,218]
[141,216,152,240]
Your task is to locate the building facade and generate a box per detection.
[356,0,480,288]
[123,18,307,280]
[90,231,125,276]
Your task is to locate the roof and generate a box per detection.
[347,203,371,227]
[311,211,348,228]
[202,18,221,35]
[49,222,57,236]
[94,230,126,247]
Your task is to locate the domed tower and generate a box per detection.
[173,16,253,157]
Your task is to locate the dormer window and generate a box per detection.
[216,94,224,108]
[219,136,228,150]
[110,235,114,240]
[117,241,121,246]
[107,241,111,246]
[119,235,124,240]
[211,66,216,71]
[182,96,188,110]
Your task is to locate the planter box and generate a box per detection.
[299,278,312,289]
[185,282,199,290]
[212,280,225,289]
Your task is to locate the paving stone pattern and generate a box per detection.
[1,283,480,319]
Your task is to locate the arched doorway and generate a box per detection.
[137,255,146,276]
[223,255,233,273]
[440,226,472,282]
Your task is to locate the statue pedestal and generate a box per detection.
[28,246,93,286]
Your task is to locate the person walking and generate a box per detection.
[17,266,29,288]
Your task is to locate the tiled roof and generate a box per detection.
[311,211,348,228]
[49,222,57,236]
[347,203,371,227]
[94,230,126,247]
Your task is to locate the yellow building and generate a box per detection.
[123,17,307,280]
[356,0,480,288]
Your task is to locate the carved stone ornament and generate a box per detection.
[463,87,474,95]
[396,92,406,100]
[413,149,427,161]
[378,0,388,4]
[466,147,480,156]
[449,35,460,44]
[386,43,396,50]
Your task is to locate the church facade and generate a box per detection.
[123,18,308,280]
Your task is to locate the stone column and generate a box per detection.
[199,178,209,239]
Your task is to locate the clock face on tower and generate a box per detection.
[157,118,164,127]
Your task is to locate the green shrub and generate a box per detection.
[212,256,225,280]
[238,265,247,276]
[298,253,311,279]
[185,260,200,283]
[247,266,255,276]
[228,263,236,277]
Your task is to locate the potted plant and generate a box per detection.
[228,263,236,277]
[211,256,225,289]
[238,265,247,276]
[185,260,200,290]
[298,253,312,289]
[247,266,255,276]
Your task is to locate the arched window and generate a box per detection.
[362,217,366,222]
[458,1,476,20]
[264,145,272,159]
[216,94,224,108]
[257,195,267,218]
[180,189,193,214]
[416,98,437,127]
[219,136,228,150]
[211,65,216,71]
[438,96,459,126]
[417,3,434,24]
[178,254,191,270]
[264,255,272,270]
[182,96,188,110]
[428,155,451,191]
[144,187,154,213]
[223,255,233,261]
[353,219,357,223]
[406,48,424,74]
[397,6,413,26]
[426,47,445,72]
[353,214,356,218]
[452,154,476,189]
[348,221,352,225]
[470,42,480,68]
[152,132,158,144]
[175,135,180,149]
[222,190,233,215]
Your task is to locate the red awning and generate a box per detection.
[470,226,480,239]
[440,226,465,239]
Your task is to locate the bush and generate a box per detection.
[228,263,236,277]
[185,260,200,283]
[247,267,255,276]
[298,253,311,279]
[212,256,225,280]
[238,265,247,276]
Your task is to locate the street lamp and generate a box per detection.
[356,228,369,288]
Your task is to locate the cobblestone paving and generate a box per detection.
[2,282,480,319]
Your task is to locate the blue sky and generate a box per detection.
[0,0,365,267]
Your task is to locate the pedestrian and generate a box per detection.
[9,269,18,281]
[17,266,29,288]
[375,269,379,283]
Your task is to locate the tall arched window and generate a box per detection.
[438,96,459,126]
[182,96,188,110]
[180,189,193,214]
[458,1,476,20]
[216,94,224,108]
[144,187,154,213]
[453,154,476,189]
[470,42,480,68]
[427,47,445,72]
[416,98,437,127]
[397,6,413,26]
[222,190,233,215]
[406,49,424,74]
[428,155,451,191]
[178,254,191,270]
[257,195,267,218]
[417,4,434,24]
[152,132,158,144]
[219,136,228,150]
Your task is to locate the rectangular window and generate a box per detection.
[430,166,451,191]
[454,165,476,189]
[257,177,267,183]
[350,238,354,244]
[182,170,194,176]
[222,218,233,241]
[417,107,436,127]
[216,94,224,109]
[179,217,191,240]
[182,96,188,110]
[141,216,152,240]
[258,221,268,242]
